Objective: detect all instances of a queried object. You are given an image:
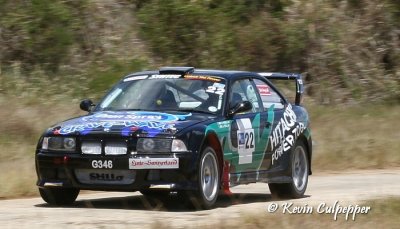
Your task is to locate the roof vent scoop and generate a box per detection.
[159,67,194,75]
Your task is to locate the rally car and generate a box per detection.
[35,67,312,209]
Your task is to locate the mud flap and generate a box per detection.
[222,161,232,195]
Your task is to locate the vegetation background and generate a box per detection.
[0,0,399,198]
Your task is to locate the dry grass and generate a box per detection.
[310,104,400,171]
[0,159,36,198]
[0,97,83,198]
[150,197,400,229]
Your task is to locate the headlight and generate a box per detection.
[137,138,172,153]
[81,141,102,155]
[42,137,76,151]
[105,142,127,155]
[137,138,188,153]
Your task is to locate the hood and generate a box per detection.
[48,111,210,137]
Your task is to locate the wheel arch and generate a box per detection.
[201,132,224,179]
[297,134,312,175]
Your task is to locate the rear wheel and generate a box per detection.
[269,141,309,199]
[39,187,79,205]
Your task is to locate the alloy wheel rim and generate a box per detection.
[201,151,218,201]
[292,146,308,192]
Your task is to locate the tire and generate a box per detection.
[269,141,309,199]
[39,187,79,206]
[183,146,220,209]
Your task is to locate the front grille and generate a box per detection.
[75,169,136,185]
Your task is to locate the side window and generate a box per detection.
[230,79,262,113]
[254,79,285,110]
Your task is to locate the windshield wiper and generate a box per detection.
[119,108,144,111]
[172,109,216,115]
[100,108,143,111]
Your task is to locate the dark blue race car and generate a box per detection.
[35,67,312,209]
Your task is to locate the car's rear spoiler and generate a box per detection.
[258,72,304,105]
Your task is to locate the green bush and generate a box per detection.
[87,58,148,99]
[0,0,399,104]
[136,0,400,104]
[137,0,210,66]
[0,0,87,73]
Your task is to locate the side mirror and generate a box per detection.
[229,101,252,116]
[80,99,95,112]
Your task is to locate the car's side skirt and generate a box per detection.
[229,170,292,187]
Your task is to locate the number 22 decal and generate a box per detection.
[244,131,254,149]
[236,118,255,164]
[206,86,225,95]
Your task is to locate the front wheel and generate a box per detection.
[184,146,220,209]
[39,187,79,206]
[269,141,309,199]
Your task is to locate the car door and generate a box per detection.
[228,78,264,172]
[253,79,287,171]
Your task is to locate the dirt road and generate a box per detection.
[1,169,399,229]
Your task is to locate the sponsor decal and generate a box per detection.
[184,74,221,82]
[238,132,246,145]
[123,75,149,82]
[82,112,190,122]
[269,104,305,165]
[149,74,181,79]
[90,173,123,181]
[75,169,136,185]
[297,79,303,85]
[217,120,230,129]
[208,106,218,112]
[259,72,274,77]
[256,84,272,96]
[236,118,255,164]
[129,158,179,169]
[58,112,191,136]
[206,83,226,95]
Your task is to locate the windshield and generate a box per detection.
[96,76,226,114]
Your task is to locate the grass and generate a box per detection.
[309,104,400,171]
[0,97,83,198]
[0,97,399,198]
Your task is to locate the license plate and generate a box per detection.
[91,159,113,169]
[129,158,179,169]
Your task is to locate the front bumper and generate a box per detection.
[35,150,198,191]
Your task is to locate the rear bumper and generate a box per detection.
[35,150,198,191]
